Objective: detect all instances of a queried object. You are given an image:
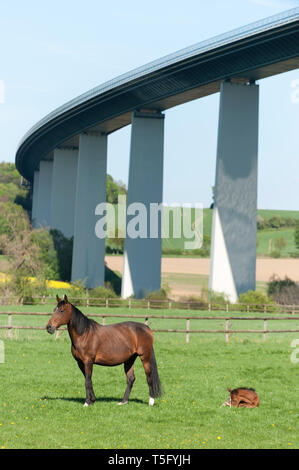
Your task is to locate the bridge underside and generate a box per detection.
[20,11,299,300]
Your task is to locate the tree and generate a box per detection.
[106,174,126,204]
[49,229,74,281]
[0,202,46,277]
[274,236,287,253]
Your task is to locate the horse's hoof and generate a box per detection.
[118,400,128,406]
[149,397,155,406]
[83,401,94,407]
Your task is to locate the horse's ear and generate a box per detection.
[56,294,61,303]
[64,294,69,304]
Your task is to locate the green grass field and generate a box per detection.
[257,228,297,256]
[161,208,299,256]
[0,305,298,449]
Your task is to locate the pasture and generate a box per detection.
[0,305,298,449]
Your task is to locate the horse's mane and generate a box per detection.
[61,301,98,335]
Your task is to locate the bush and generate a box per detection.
[177,294,209,310]
[257,215,268,230]
[162,248,183,256]
[267,276,299,305]
[257,214,298,231]
[8,274,48,304]
[270,250,281,258]
[144,284,171,301]
[268,216,284,229]
[200,287,230,306]
[50,229,73,282]
[274,237,287,252]
[31,229,60,280]
[238,290,276,312]
[88,285,117,304]
[67,280,87,306]
[104,264,121,295]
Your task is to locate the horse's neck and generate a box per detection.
[67,306,86,345]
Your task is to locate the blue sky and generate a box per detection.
[1,0,299,209]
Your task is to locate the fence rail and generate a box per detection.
[0,296,299,314]
[0,312,299,343]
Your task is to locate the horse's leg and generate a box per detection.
[83,362,96,407]
[140,355,155,406]
[76,358,85,377]
[118,354,137,405]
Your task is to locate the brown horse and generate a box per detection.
[221,387,260,408]
[46,295,162,407]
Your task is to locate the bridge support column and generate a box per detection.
[35,160,53,228]
[209,81,259,302]
[31,170,39,227]
[121,111,165,299]
[72,132,107,288]
[50,148,78,238]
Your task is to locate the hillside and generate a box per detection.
[162,208,299,257]
[0,162,298,260]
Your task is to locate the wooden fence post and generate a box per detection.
[225,319,230,343]
[263,319,267,342]
[8,313,12,339]
[102,317,106,326]
[106,299,109,308]
[186,319,190,344]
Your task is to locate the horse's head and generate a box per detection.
[46,294,72,334]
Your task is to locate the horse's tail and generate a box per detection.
[151,348,163,398]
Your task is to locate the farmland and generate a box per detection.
[161,208,299,255]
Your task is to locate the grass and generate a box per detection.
[161,208,299,256]
[161,272,209,296]
[0,305,298,449]
[257,228,297,256]
[1,304,299,341]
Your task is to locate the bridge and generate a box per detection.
[15,8,299,301]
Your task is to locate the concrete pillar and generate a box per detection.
[71,132,107,288]
[209,81,259,302]
[31,170,39,227]
[50,148,78,238]
[35,160,53,228]
[121,111,165,299]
